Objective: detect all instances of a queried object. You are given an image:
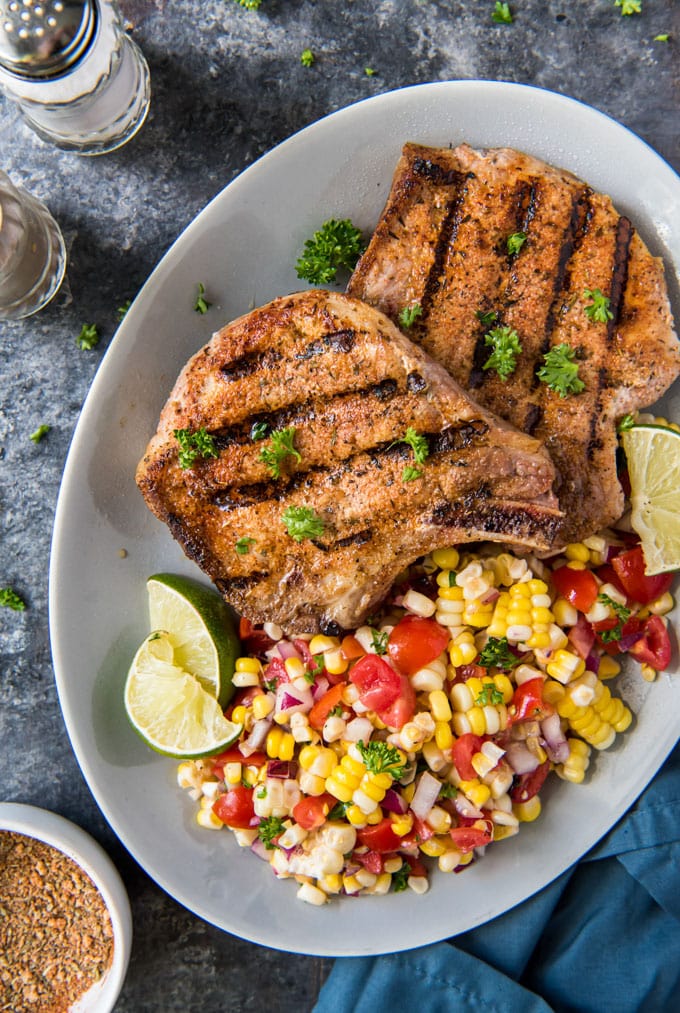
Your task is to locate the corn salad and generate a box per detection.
[178,535,674,906]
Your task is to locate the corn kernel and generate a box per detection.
[514,796,542,822]
[640,663,657,683]
[197,806,223,830]
[432,547,460,570]
[434,720,454,751]
[390,813,414,836]
[420,837,448,857]
[252,694,274,720]
[345,804,367,826]
[366,807,384,825]
[324,648,349,675]
[466,706,486,737]
[343,875,362,894]
[266,727,283,758]
[429,689,452,722]
[284,657,306,681]
[235,657,261,674]
[318,873,342,894]
[309,634,338,654]
[231,705,247,726]
[493,823,519,842]
[565,543,591,563]
[598,655,621,681]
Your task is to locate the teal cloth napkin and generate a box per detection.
[313,743,680,1013]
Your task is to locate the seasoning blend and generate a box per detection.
[0,168,66,319]
[0,0,150,154]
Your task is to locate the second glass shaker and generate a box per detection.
[0,0,150,154]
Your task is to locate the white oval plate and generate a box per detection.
[49,82,680,957]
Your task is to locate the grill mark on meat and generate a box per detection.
[210,421,492,511]
[215,573,269,595]
[220,348,283,382]
[406,371,428,393]
[607,216,633,333]
[429,497,561,543]
[295,328,356,359]
[416,170,471,328]
[333,528,373,548]
[531,186,592,387]
[412,156,464,186]
[524,403,543,436]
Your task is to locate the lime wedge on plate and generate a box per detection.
[147,573,239,705]
[124,632,243,758]
[621,423,680,574]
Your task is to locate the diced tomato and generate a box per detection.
[292,793,336,831]
[449,663,485,685]
[349,654,401,710]
[627,615,672,669]
[399,816,435,851]
[595,563,627,598]
[212,786,255,829]
[611,546,675,605]
[340,634,366,660]
[225,686,264,717]
[402,853,428,878]
[510,759,551,803]
[449,821,493,852]
[376,672,416,730]
[450,733,484,781]
[354,849,384,875]
[262,655,288,687]
[510,678,554,724]
[550,565,600,612]
[309,683,347,731]
[567,611,596,660]
[238,617,276,656]
[356,818,403,853]
[387,615,450,676]
[210,747,267,777]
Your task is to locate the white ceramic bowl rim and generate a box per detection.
[0,802,132,1013]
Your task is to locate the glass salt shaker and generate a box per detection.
[0,1,150,154]
[0,168,66,319]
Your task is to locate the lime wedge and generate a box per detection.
[621,423,680,574]
[147,573,239,706]
[124,632,243,758]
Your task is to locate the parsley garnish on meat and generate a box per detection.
[194,283,211,314]
[357,740,406,779]
[537,343,585,397]
[583,288,613,323]
[173,427,219,469]
[250,420,269,441]
[0,587,26,611]
[478,636,519,670]
[398,426,429,483]
[281,505,325,541]
[492,1,513,23]
[506,232,527,255]
[259,426,301,478]
[483,325,522,380]
[257,816,286,849]
[295,218,365,284]
[398,303,423,329]
[617,414,636,433]
[300,48,315,66]
[29,424,50,444]
[597,593,632,643]
[235,536,256,555]
[476,308,498,328]
[615,0,641,14]
[77,323,99,350]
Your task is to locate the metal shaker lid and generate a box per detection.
[0,0,96,78]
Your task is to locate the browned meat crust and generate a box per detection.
[348,143,680,548]
[137,290,561,633]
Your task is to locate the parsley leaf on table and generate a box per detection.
[77,323,99,350]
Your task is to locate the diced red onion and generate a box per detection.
[250,837,270,862]
[540,713,570,764]
[381,788,408,815]
[585,651,600,674]
[619,630,644,652]
[275,682,313,716]
[266,760,298,779]
[312,676,330,700]
[481,588,501,605]
[240,718,272,755]
[568,615,596,660]
[454,793,484,819]
[277,640,303,662]
[504,740,541,775]
[410,771,442,820]
[344,717,374,743]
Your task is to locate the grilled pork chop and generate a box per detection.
[348,143,680,548]
[137,290,562,634]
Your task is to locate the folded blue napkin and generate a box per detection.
[314,743,680,1013]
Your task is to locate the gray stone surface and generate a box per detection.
[0,1,678,1010]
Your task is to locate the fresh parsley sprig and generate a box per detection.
[583,288,613,323]
[173,427,219,469]
[281,505,325,542]
[77,323,99,350]
[295,218,365,285]
[506,232,527,255]
[537,343,585,398]
[29,424,50,444]
[0,587,26,611]
[300,48,315,66]
[398,303,423,329]
[369,628,388,655]
[478,636,519,670]
[194,283,211,314]
[597,593,631,643]
[397,426,430,483]
[615,0,641,14]
[235,536,256,555]
[492,1,513,24]
[356,740,406,779]
[475,683,505,706]
[259,426,301,478]
[476,308,498,328]
[257,816,286,849]
[483,325,522,380]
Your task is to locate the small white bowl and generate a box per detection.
[0,802,132,1012]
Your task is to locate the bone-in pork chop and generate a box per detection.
[348,143,680,548]
[137,290,561,634]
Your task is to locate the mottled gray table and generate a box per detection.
[1,2,678,1010]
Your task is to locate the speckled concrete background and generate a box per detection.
[1,1,678,1010]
